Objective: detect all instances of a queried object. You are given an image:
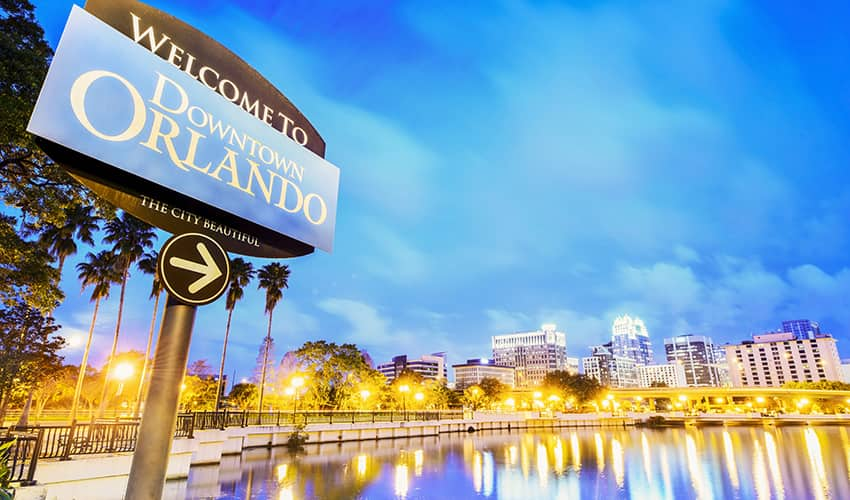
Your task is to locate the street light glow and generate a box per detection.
[291,376,304,388]
[399,384,410,393]
[414,392,424,401]
[533,391,542,399]
[678,395,688,402]
[113,362,134,381]
[284,387,295,396]
[361,390,371,400]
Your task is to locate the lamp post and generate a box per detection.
[360,390,371,410]
[291,376,304,415]
[399,385,410,420]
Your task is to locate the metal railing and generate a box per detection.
[0,432,41,485]
[181,410,464,431]
[4,409,462,484]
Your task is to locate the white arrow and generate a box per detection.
[169,242,223,294]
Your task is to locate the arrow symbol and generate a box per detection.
[169,242,223,294]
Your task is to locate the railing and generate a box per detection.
[0,431,41,485]
[182,410,465,431]
[4,410,462,484]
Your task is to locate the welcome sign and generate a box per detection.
[28,6,339,255]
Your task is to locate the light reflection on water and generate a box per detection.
[183,426,850,499]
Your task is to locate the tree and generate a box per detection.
[256,262,289,411]
[462,385,487,410]
[291,341,385,410]
[0,300,65,422]
[133,250,163,417]
[215,257,254,410]
[542,370,604,405]
[0,214,61,313]
[97,212,155,417]
[0,1,102,313]
[227,383,258,410]
[180,375,217,412]
[38,203,100,276]
[71,250,119,422]
[187,359,213,377]
[479,377,508,407]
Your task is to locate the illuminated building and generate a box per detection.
[582,342,638,388]
[637,363,687,388]
[611,315,653,366]
[664,334,723,386]
[452,359,515,389]
[725,333,842,387]
[377,353,448,383]
[492,324,567,387]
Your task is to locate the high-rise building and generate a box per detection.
[781,319,821,340]
[492,324,567,387]
[566,357,580,375]
[637,364,687,388]
[452,359,515,389]
[725,333,842,387]
[582,342,638,388]
[841,359,850,384]
[664,334,723,386]
[612,315,653,366]
[377,353,448,383]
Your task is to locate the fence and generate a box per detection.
[3,410,463,484]
[0,431,41,485]
[181,410,465,433]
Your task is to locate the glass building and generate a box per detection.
[611,315,653,366]
[664,334,722,386]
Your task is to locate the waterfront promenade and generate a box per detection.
[10,407,850,499]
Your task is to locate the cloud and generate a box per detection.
[355,219,428,284]
[318,298,390,344]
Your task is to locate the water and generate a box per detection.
[182,425,850,499]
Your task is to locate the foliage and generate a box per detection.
[180,374,218,412]
[0,0,103,312]
[0,438,13,499]
[77,250,120,301]
[225,258,255,311]
[136,250,162,298]
[253,336,276,387]
[257,262,290,314]
[462,385,487,410]
[479,377,508,403]
[783,381,850,391]
[0,299,65,421]
[0,213,62,313]
[292,341,386,410]
[228,383,258,410]
[285,422,309,453]
[542,370,604,404]
[188,359,214,377]
[38,203,100,274]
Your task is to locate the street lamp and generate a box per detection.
[113,362,135,397]
[290,376,304,414]
[399,384,410,419]
[414,392,424,409]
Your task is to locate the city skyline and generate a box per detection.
[25,0,850,381]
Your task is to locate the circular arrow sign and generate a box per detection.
[158,233,230,305]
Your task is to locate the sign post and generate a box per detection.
[127,233,229,498]
[26,2,339,497]
[124,295,195,500]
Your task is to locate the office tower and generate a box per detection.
[492,324,567,387]
[582,342,638,388]
[612,315,653,366]
[726,333,842,387]
[781,319,821,340]
[452,358,516,389]
[377,352,448,383]
[664,334,722,386]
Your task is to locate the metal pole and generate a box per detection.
[125,295,196,500]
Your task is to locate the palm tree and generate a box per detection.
[39,204,100,276]
[97,212,156,417]
[133,251,163,417]
[256,262,290,411]
[215,258,255,410]
[72,250,120,422]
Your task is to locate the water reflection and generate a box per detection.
[184,426,850,499]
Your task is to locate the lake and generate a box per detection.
[182,425,850,499]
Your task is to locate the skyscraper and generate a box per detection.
[612,315,653,366]
[492,324,566,387]
[664,334,722,386]
[781,319,821,340]
[582,342,638,388]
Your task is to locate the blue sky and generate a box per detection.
[28,0,850,380]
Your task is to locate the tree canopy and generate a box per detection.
[542,370,604,404]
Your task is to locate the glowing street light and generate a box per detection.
[533,391,542,400]
[361,389,371,400]
[291,376,304,389]
[399,384,411,418]
[414,392,424,403]
[505,398,515,409]
[755,397,766,404]
[678,395,688,403]
[113,362,135,397]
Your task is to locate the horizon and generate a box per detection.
[25,0,850,382]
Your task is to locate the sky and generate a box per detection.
[25,0,850,382]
